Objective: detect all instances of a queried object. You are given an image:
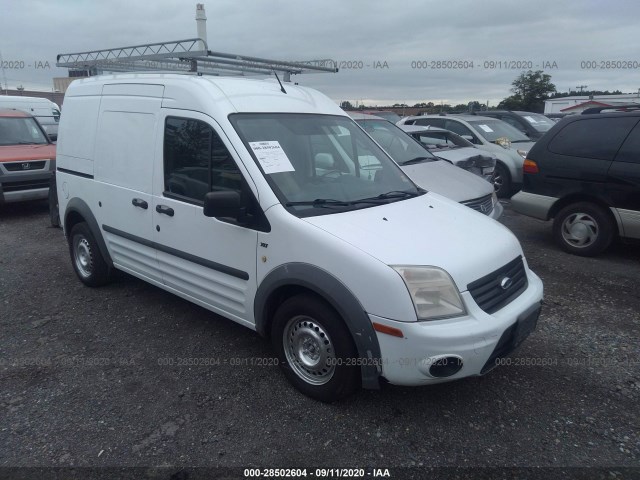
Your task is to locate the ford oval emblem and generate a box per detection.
[500,277,513,290]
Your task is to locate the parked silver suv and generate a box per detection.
[398,114,535,197]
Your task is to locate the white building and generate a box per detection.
[544,93,640,114]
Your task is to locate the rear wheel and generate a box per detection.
[272,294,360,402]
[493,162,512,198]
[68,222,112,286]
[552,202,614,256]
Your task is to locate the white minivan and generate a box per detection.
[0,95,61,140]
[56,74,543,402]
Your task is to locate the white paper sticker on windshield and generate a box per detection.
[524,115,537,123]
[249,141,295,174]
[478,124,494,133]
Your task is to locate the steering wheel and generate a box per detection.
[320,170,344,179]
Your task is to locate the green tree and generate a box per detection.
[498,70,556,112]
[340,100,353,110]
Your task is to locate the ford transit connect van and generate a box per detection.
[56,74,543,401]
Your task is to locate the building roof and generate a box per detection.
[560,100,640,112]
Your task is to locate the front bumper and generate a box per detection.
[0,160,53,204]
[370,268,543,386]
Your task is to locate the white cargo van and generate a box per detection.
[56,74,543,401]
[0,95,61,140]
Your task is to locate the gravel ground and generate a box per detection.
[0,200,638,477]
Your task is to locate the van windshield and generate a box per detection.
[231,114,423,216]
[0,117,49,146]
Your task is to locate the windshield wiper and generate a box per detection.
[284,198,384,208]
[351,190,421,204]
[372,190,420,200]
[400,156,434,165]
[16,141,40,145]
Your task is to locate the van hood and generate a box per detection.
[303,193,523,291]
[400,160,493,202]
[0,144,56,162]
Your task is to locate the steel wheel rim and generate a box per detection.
[283,315,336,385]
[73,236,93,278]
[493,168,503,191]
[561,212,598,248]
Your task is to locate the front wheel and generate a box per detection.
[272,294,360,402]
[493,162,512,198]
[552,202,614,256]
[68,222,112,286]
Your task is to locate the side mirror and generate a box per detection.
[203,190,241,218]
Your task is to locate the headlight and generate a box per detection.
[517,149,528,159]
[392,266,466,320]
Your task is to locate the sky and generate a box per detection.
[1,0,640,106]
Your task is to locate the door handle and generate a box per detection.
[155,204,175,217]
[131,198,148,209]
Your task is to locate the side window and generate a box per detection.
[164,117,242,202]
[548,117,638,161]
[444,120,478,144]
[615,121,640,164]
[415,118,445,128]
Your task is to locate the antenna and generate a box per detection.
[273,71,287,94]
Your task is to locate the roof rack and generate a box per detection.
[581,104,640,114]
[56,38,338,82]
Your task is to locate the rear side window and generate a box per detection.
[164,117,242,203]
[615,122,640,164]
[548,117,638,160]
[444,120,473,137]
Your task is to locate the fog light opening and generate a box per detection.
[428,356,463,378]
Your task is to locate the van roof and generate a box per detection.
[0,108,31,118]
[66,73,343,116]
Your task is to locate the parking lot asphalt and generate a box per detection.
[0,200,638,474]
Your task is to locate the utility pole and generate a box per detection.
[0,50,8,94]
[576,85,588,93]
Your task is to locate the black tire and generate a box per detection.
[271,294,360,402]
[552,202,614,256]
[48,176,60,228]
[493,162,512,198]
[68,222,112,287]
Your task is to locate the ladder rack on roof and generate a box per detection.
[56,38,338,82]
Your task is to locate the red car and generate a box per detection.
[0,108,56,205]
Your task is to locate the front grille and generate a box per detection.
[2,180,50,192]
[461,194,493,216]
[468,256,528,314]
[3,161,47,172]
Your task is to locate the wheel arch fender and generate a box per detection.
[255,263,382,389]
[64,198,113,268]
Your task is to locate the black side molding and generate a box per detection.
[102,224,250,281]
[57,167,94,179]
